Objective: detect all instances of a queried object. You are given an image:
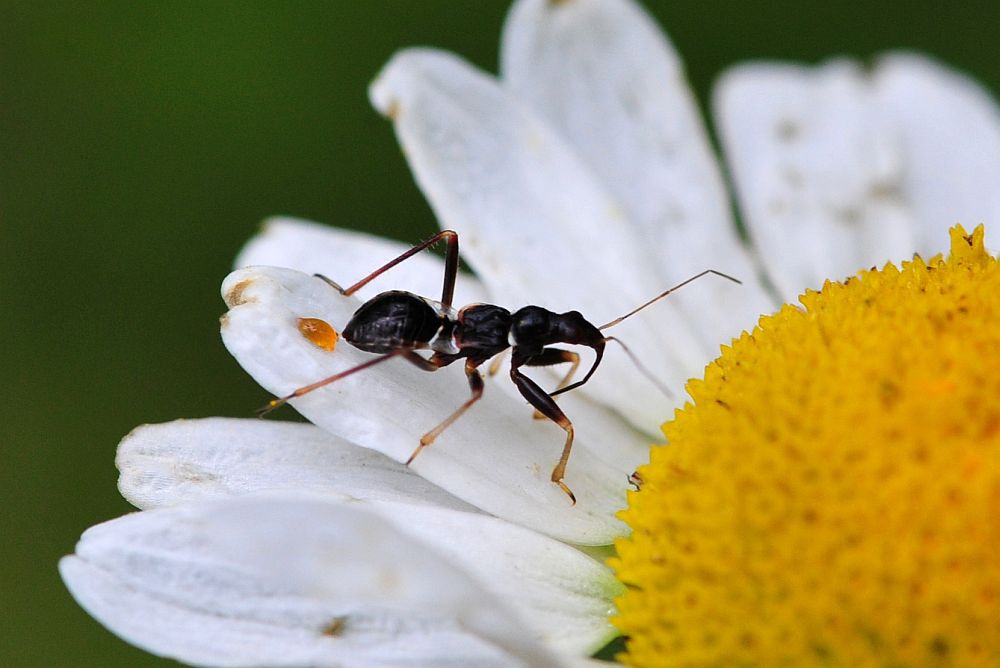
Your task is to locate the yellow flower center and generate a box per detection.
[610,225,1000,667]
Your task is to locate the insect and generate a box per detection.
[260,230,739,503]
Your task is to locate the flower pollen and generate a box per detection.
[611,225,1000,667]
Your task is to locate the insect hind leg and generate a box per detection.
[314,230,461,307]
[256,349,408,417]
[313,273,348,294]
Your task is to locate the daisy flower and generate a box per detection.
[61,0,1000,666]
[613,224,1000,666]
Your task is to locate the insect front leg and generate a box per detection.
[510,351,576,505]
[523,347,580,419]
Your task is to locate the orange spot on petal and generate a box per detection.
[298,317,338,351]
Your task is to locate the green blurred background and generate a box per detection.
[2,1,998,665]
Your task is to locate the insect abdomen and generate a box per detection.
[343,291,441,353]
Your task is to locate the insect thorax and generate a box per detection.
[455,304,513,355]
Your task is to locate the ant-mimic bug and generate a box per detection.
[259,230,739,503]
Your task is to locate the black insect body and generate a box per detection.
[261,230,739,504]
[341,291,444,354]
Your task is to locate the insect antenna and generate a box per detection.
[598,269,741,330]
[603,336,674,398]
[591,269,742,399]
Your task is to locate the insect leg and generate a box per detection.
[487,348,509,377]
[315,229,461,308]
[400,350,451,372]
[523,347,580,419]
[549,340,605,398]
[257,349,408,417]
[510,354,577,504]
[406,359,484,465]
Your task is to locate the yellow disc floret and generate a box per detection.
[611,225,1000,667]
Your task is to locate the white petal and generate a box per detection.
[116,420,623,653]
[117,417,477,512]
[235,217,488,306]
[715,54,1000,300]
[62,557,512,668]
[115,420,622,652]
[873,53,1000,249]
[715,60,912,299]
[220,266,628,545]
[61,498,562,668]
[370,47,718,430]
[501,0,774,341]
[364,499,623,656]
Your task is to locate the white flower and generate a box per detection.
[61,0,1000,666]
